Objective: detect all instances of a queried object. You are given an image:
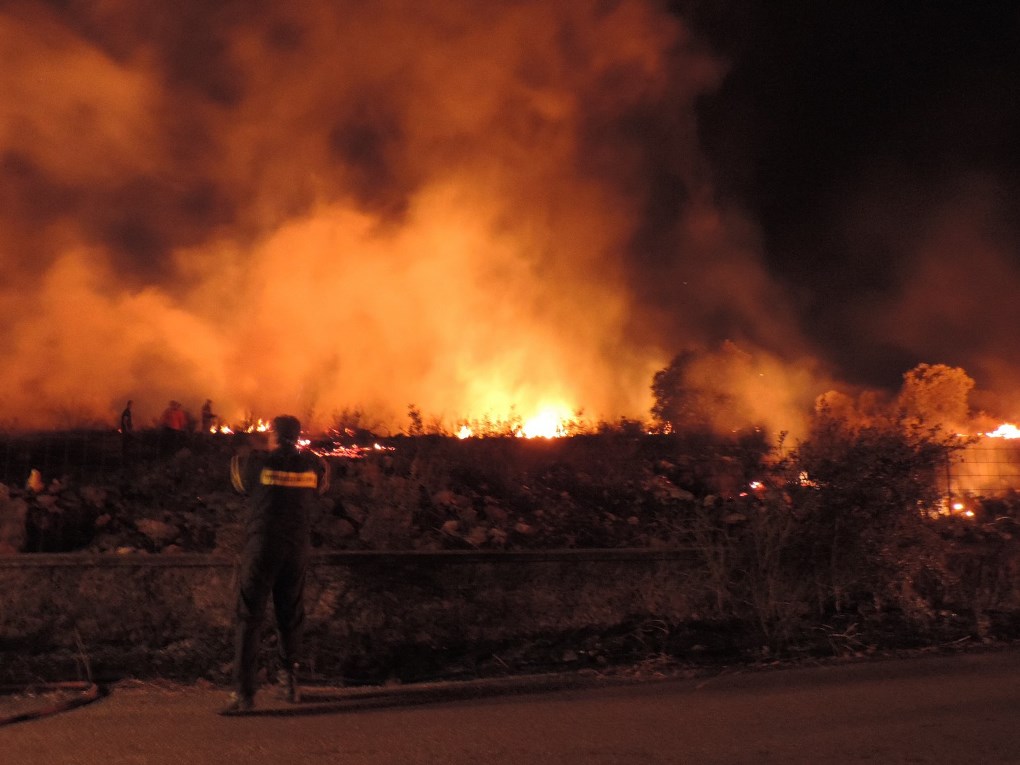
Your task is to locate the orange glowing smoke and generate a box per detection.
[0,2,814,434]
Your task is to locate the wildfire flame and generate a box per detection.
[985,423,1020,439]
[517,406,570,439]
[211,418,271,435]
[452,403,577,439]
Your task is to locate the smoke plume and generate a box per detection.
[0,1,843,433]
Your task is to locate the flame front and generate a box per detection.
[518,406,572,439]
[985,423,1020,439]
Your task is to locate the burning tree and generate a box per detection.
[650,342,820,439]
[897,363,975,433]
[650,350,738,434]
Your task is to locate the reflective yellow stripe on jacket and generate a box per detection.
[259,468,319,489]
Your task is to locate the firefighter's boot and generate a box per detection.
[219,691,254,715]
[277,663,301,704]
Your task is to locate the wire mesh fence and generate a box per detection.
[944,440,1020,498]
[0,429,203,488]
[9,429,1020,502]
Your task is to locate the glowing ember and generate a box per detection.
[740,479,767,498]
[798,471,819,488]
[309,442,396,459]
[944,500,977,519]
[985,423,1020,439]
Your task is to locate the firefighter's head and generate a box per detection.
[272,415,302,448]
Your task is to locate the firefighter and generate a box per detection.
[201,399,216,433]
[158,400,188,454]
[221,415,330,714]
[159,399,187,431]
[120,400,134,461]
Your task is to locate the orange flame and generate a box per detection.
[984,423,1020,439]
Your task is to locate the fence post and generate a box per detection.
[945,452,953,507]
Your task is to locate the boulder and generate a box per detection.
[135,518,179,545]
[0,495,28,552]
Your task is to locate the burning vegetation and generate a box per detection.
[5,391,1020,656]
[3,352,1020,658]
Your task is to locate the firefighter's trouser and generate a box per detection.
[232,541,306,698]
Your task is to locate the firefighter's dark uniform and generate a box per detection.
[230,441,329,700]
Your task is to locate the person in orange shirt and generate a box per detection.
[159,400,188,453]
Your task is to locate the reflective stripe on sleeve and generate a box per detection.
[259,468,319,489]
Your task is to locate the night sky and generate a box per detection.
[1,1,1019,431]
[688,1,1020,388]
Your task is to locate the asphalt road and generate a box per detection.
[4,649,1020,764]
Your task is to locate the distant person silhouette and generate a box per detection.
[201,399,216,433]
[120,400,134,461]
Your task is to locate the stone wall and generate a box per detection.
[0,550,698,684]
[6,544,1020,686]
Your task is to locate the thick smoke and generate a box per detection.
[0,0,826,432]
[826,175,1020,423]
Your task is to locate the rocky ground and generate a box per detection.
[3,429,1020,682]
[1,429,1019,558]
[0,429,756,555]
